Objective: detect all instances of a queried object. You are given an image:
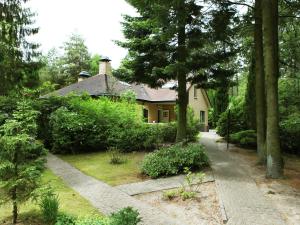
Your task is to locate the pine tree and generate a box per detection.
[0,100,47,224]
[0,0,41,95]
[118,0,237,141]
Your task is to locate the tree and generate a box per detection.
[61,33,91,84]
[262,0,283,178]
[254,0,267,163]
[0,0,41,95]
[118,0,237,141]
[0,100,47,224]
[39,34,94,88]
[89,54,101,76]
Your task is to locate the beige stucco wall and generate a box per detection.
[139,102,176,123]
[188,85,209,130]
[137,86,209,130]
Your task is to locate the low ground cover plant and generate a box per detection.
[55,207,141,225]
[141,144,209,178]
[162,168,206,201]
[39,191,59,224]
[108,147,126,164]
[229,130,257,148]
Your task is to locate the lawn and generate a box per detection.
[0,169,99,224]
[60,151,147,186]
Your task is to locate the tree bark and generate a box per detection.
[176,0,188,142]
[262,0,283,178]
[254,0,267,163]
[12,151,18,224]
[12,187,18,224]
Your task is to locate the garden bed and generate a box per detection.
[135,182,222,225]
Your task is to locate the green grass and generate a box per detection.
[0,169,99,224]
[60,151,147,186]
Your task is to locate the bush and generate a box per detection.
[39,191,59,224]
[186,107,201,142]
[217,98,248,137]
[141,143,209,178]
[75,216,110,225]
[55,213,76,225]
[49,97,147,154]
[280,112,300,154]
[110,207,141,225]
[160,122,177,143]
[50,107,99,154]
[229,130,257,148]
[108,147,126,164]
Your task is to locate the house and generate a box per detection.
[46,57,211,131]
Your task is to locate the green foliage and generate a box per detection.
[48,97,155,153]
[141,144,209,178]
[230,130,257,148]
[55,213,76,225]
[182,167,205,193]
[39,191,59,225]
[0,0,41,94]
[179,190,196,201]
[110,207,141,225]
[108,147,126,165]
[55,207,141,225]
[39,33,94,88]
[0,95,18,126]
[49,106,98,154]
[0,100,47,223]
[186,107,201,142]
[89,54,101,76]
[162,190,178,201]
[216,97,247,137]
[120,90,137,103]
[280,112,300,154]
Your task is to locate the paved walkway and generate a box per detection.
[200,131,286,225]
[116,171,214,196]
[46,154,182,225]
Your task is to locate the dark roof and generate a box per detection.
[44,74,177,102]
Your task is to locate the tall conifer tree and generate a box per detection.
[118,0,237,141]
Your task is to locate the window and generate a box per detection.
[200,111,205,123]
[143,108,149,122]
[194,86,197,98]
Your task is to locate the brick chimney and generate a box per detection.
[99,56,112,75]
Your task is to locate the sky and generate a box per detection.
[27,0,137,68]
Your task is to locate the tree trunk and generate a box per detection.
[176,0,188,142]
[254,0,267,163]
[262,0,283,178]
[245,51,256,131]
[12,187,18,224]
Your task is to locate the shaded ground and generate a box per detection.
[0,169,99,225]
[227,144,300,225]
[59,151,147,186]
[201,131,286,225]
[135,182,222,225]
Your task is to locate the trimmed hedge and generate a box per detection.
[141,143,209,178]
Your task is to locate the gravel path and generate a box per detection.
[46,153,183,225]
[116,171,214,196]
[200,131,286,225]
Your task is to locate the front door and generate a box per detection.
[158,109,170,123]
